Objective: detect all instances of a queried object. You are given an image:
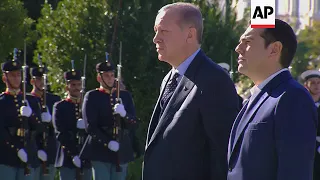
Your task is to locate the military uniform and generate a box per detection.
[53,69,92,180]
[0,60,44,180]
[29,66,61,180]
[82,60,138,180]
[301,70,320,180]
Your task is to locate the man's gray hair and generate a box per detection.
[158,2,203,44]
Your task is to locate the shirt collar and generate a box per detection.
[250,68,288,96]
[171,48,200,78]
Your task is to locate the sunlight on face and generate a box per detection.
[153,10,187,63]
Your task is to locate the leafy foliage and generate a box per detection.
[0,0,35,60]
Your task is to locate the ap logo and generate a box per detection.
[251,0,275,28]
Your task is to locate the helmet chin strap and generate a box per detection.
[100,73,114,91]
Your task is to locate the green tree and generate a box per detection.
[35,0,110,97]
[0,0,34,60]
[291,22,320,81]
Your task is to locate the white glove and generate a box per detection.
[114,103,126,117]
[77,119,85,129]
[108,140,119,152]
[72,155,81,168]
[37,150,47,161]
[17,149,28,163]
[20,106,32,117]
[41,112,52,123]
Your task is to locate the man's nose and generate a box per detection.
[153,32,161,44]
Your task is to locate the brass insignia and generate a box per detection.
[12,62,17,66]
[72,71,76,75]
[107,62,111,67]
[39,68,43,72]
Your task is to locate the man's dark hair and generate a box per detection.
[260,19,297,68]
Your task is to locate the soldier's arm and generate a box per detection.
[27,96,44,132]
[121,91,138,130]
[27,96,45,150]
[83,91,112,145]
[52,102,78,156]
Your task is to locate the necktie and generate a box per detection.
[160,72,180,111]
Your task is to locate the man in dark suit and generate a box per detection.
[143,2,240,180]
[227,19,318,180]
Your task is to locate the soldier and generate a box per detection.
[29,61,61,180]
[82,57,138,180]
[301,69,320,180]
[301,70,320,105]
[0,56,45,180]
[52,66,92,180]
[218,62,244,109]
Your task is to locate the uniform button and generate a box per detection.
[228,168,232,172]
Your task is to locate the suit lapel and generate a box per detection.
[145,72,171,147]
[228,100,249,158]
[146,50,204,149]
[229,70,292,158]
[147,76,194,147]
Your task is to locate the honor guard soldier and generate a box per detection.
[52,62,92,180]
[82,56,138,180]
[301,69,320,180]
[0,51,44,180]
[29,56,61,180]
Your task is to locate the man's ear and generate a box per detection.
[65,84,69,92]
[97,73,101,83]
[30,78,34,85]
[2,74,6,84]
[269,41,282,59]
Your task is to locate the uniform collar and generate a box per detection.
[66,95,81,103]
[31,90,43,98]
[4,88,21,96]
[97,86,116,94]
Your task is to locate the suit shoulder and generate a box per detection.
[278,80,313,104]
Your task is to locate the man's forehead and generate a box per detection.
[154,10,177,27]
[240,27,262,39]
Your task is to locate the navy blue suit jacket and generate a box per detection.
[143,50,239,180]
[228,70,318,180]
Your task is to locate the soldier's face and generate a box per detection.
[98,71,115,88]
[305,77,320,96]
[2,70,22,89]
[66,80,81,97]
[32,77,44,90]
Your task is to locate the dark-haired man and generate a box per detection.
[227,19,317,180]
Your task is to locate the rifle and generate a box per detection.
[75,55,87,180]
[38,54,49,175]
[21,44,31,176]
[113,42,123,172]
